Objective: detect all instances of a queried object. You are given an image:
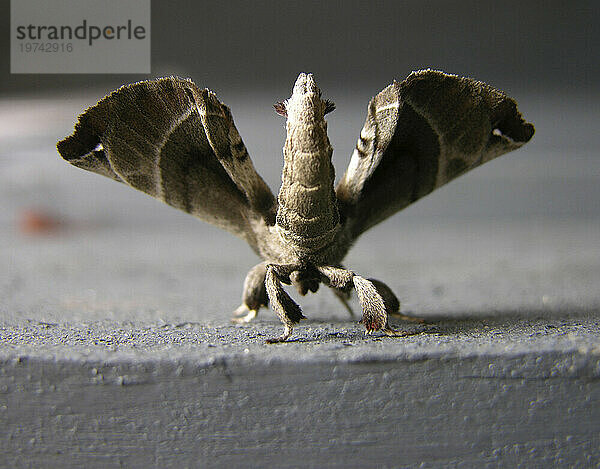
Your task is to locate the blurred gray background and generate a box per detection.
[1,0,598,93]
[1,0,599,323]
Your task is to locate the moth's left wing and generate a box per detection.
[57,77,276,251]
[336,70,535,238]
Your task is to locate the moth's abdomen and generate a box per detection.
[275,73,340,253]
[276,124,339,252]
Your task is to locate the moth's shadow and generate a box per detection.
[281,307,597,343]
[396,308,597,337]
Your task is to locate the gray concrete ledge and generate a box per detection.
[1,313,599,468]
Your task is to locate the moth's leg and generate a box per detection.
[290,265,354,317]
[318,266,408,336]
[367,278,426,323]
[352,275,396,335]
[232,262,268,324]
[290,269,320,296]
[264,264,305,343]
[323,264,354,317]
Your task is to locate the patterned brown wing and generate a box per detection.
[336,70,535,238]
[57,77,276,250]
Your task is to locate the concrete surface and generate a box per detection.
[1,339,599,468]
[1,92,600,467]
[2,219,599,468]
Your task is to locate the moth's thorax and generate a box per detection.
[275,73,340,254]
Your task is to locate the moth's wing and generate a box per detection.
[336,70,535,238]
[57,77,276,250]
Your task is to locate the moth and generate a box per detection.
[57,70,535,343]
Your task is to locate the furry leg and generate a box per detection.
[232,262,268,324]
[352,275,388,333]
[264,264,305,343]
[318,266,406,335]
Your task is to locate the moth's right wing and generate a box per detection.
[336,70,535,239]
[57,77,276,251]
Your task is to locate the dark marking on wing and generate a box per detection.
[233,140,247,158]
[349,104,440,229]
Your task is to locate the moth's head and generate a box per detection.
[274,73,335,123]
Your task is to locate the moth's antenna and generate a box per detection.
[274,101,287,117]
[324,99,336,115]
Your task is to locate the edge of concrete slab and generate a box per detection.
[1,314,599,467]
